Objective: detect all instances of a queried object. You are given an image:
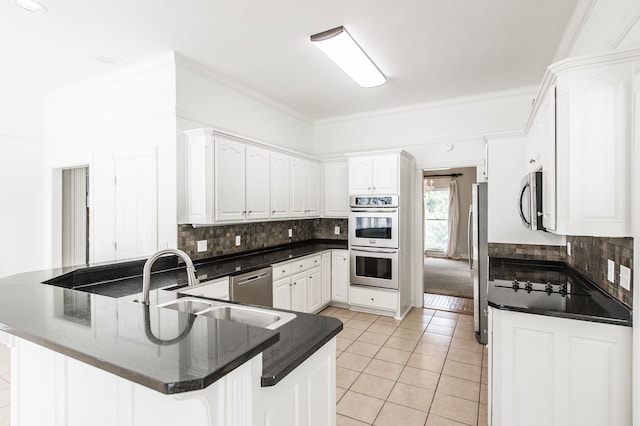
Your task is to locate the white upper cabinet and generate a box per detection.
[323,160,349,218]
[270,152,290,219]
[215,137,246,222]
[349,154,398,195]
[290,157,320,218]
[180,129,321,225]
[179,128,215,224]
[245,145,270,220]
[527,49,638,237]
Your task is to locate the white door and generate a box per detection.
[215,138,246,222]
[321,252,331,306]
[290,157,306,217]
[307,266,322,313]
[331,251,349,304]
[273,277,292,310]
[114,154,157,260]
[305,161,320,217]
[291,271,308,312]
[349,157,373,194]
[245,145,270,220]
[371,155,398,194]
[270,152,290,219]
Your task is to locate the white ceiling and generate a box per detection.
[1,0,577,121]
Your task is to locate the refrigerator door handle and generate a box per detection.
[467,205,473,274]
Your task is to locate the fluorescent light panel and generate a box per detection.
[311,26,386,88]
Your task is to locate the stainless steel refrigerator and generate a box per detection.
[469,182,488,345]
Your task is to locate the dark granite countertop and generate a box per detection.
[487,258,632,326]
[0,240,345,393]
[44,239,348,298]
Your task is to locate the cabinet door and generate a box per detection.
[270,152,290,219]
[324,161,349,218]
[307,266,322,313]
[291,271,308,312]
[541,87,557,231]
[321,252,331,306]
[182,129,214,224]
[331,251,349,304]
[273,277,292,310]
[245,145,270,221]
[371,155,398,194]
[290,157,306,217]
[348,157,373,194]
[215,138,246,222]
[305,161,320,217]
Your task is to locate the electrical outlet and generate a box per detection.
[607,259,615,283]
[235,235,241,246]
[566,242,571,256]
[197,240,207,252]
[288,229,292,238]
[334,226,340,235]
[620,266,631,291]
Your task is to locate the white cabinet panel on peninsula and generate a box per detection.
[348,155,398,195]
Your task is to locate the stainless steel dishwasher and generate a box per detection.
[230,267,273,308]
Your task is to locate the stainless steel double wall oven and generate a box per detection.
[349,195,399,290]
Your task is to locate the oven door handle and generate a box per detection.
[351,247,398,254]
[349,209,398,213]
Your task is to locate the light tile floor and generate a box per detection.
[320,306,488,426]
[0,344,10,426]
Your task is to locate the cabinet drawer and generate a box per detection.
[178,277,229,300]
[349,286,398,311]
[307,255,322,269]
[292,259,308,273]
[272,262,291,280]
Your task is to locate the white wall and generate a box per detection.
[313,87,536,162]
[0,84,49,278]
[486,134,564,246]
[43,51,178,264]
[175,55,314,153]
[0,135,49,279]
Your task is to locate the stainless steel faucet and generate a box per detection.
[142,249,199,305]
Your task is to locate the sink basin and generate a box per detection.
[156,297,213,314]
[155,297,296,330]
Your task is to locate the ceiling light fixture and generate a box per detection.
[15,0,47,13]
[310,26,386,88]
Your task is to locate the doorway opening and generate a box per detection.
[422,167,476,313]
[61,167,89,267]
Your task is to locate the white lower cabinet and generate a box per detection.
[330,250,349,305]
[307,267,322,313]
[349,286,398,314]
[291,271,308,312]
[273,276,292,310]
[489,308,631,426]
[321,252,331,306]
[12,336,337,426]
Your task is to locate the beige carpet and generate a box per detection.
[423,256,473,299]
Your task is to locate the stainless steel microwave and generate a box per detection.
[518,171,544,231]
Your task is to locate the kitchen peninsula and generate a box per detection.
[0,242,344,426]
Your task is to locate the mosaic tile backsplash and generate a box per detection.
[489,238,634,308]
[488,243,567,262]
[178,218,348,261]
[566,236,633,308]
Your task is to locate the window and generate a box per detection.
[424,186,449,252]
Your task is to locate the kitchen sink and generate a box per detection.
[155,297,296,330]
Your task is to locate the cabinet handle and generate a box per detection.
[248,210,252,214]
[282,269,286,273]
[371,297,375,301]
[272,210,276,214]
[367,187,371,190]
[529,159,536,164]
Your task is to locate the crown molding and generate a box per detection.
[174,53,313,125]
[314,86,538,126]
[553,0,597,61]
[606,0,640,49]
